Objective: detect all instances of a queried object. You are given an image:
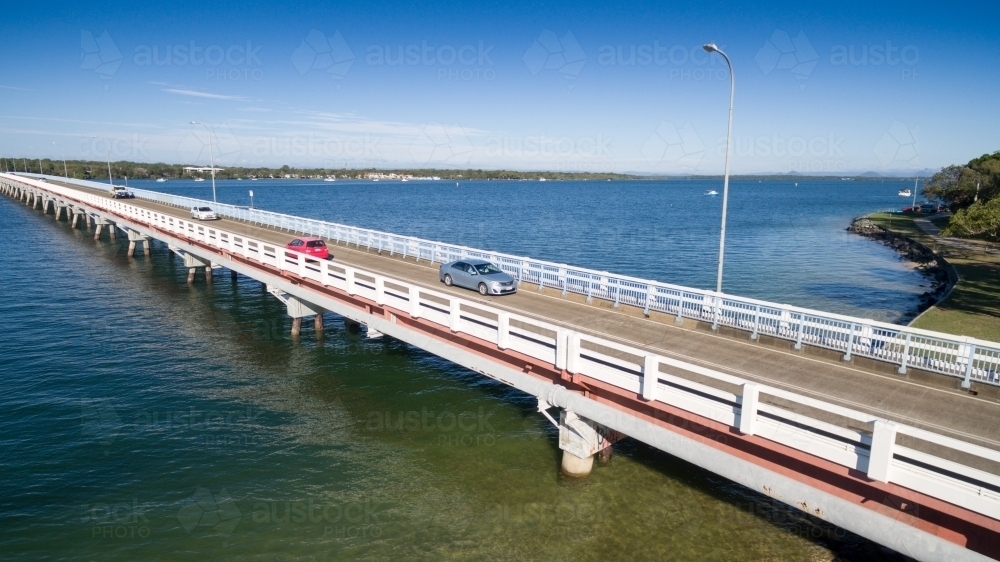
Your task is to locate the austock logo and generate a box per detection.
[81,398,123,448]
[523,30,587,85]
[641,122,706,170]
[409,122,474,165]
[755,29,819,88]
[81,30,123,84]
[177,487,242,535]
[873,121,919,169]
[291,30,355,81]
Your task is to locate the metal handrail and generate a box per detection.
[21,173,1000,388]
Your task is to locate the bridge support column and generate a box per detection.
[557,409,623,478]
[284,295,325,337]
[126,230,151,257]
[55,202,68,221]
[182,253,211,283]
[93,217,110,240]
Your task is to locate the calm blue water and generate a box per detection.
[0,179,912,561]
[136,177,926,323]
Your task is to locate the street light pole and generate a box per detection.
[703,43,735,294]
[93,136,114,189]
[29,145,42,174]
[189,121,217,203]
[53,141,67,177]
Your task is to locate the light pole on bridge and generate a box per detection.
[189,121,218,203]
[703,43,735,295]
[53,142,67,177]
[30,145,44,175]
[93,136,114,189]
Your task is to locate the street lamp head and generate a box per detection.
[189,120,198,124]
[703,43,719,53]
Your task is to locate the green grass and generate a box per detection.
[868,212,1000,342]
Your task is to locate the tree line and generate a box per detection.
[0,158,640,182]
[924,151,1000,239]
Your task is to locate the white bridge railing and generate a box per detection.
[19,173,1000,389]
[6,172,1000,527]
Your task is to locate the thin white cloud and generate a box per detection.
[0,85,33,91]
[162,88,248,101]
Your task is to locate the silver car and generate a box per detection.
[439,259,517,296]
[190,206,218,220]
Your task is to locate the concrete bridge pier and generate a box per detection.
[54,201,68,221]
[182,253,212,284]
[126,230,151,257]
[70,207,87,229]
[555,409,623,478]
[284,295,325,337]
[93,217,110,240]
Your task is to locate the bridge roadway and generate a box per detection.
[51,179,1000,471]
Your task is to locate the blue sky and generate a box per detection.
[0,0,997,174]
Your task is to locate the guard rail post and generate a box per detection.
[963,339,977,389]
[898,332,912,374]
[496,312,510,350]
[738,382,760,435]
[844,323,856,361]
[642,355,660,401]
[409,286,421,319]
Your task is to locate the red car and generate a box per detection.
[286,237,330,259]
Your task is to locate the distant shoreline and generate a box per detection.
[3,158,928,182]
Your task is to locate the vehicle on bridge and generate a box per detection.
[440,259,517,295]
[190,206,218,220]
[110,185,134,199]
[286,236,330,260]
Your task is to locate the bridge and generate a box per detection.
[3,172,1000,561]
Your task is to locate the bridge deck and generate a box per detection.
[54,180,1000,470]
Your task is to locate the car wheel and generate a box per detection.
[478,283,488,296]
[443,274,453,286]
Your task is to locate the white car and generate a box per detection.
[190,206,218,220]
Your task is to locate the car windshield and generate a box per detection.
[474,263,502,275]
[306,240,326,247]
[198,207,212,212]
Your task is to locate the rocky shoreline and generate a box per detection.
[847,216,954,320]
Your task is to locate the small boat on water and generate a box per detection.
[156,178,167,183]
[194,177,205,182]
[705,190,718,196]
[324,178,336,182]
[899,189,912,197]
